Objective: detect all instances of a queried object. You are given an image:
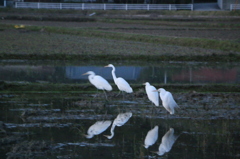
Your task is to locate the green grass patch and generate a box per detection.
[1,23,240,61]
[37,25,240,52]
[100,18,240,28]
[1,81,240,93]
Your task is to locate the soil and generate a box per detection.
[1,19,240,41]
[1,19,240,61]
[0,9,240,62]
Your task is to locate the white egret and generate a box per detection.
[155,128,179,156]
[85,120,112,139]
[82,71,112,99]
[104,64,133,94]
[156,88,179,115]
[104,112,132,139]
[143,82,159,106]
[82,71,112,91]
[144,125,159,149]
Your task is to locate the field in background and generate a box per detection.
[0,8,240,61]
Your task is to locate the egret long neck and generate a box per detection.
[108,124,116,139]
[111,67,117,83]
[88,74,94,81]
[88,74,95,86]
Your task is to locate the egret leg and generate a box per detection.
[122,91,125,100]
[103,110,108,119]
[156,108,161,114]
[116,91,125,100]
[154,106,158,115]
[148,108,154,119]
[150,103,157,115]
[93,89,99,98]
[151,106,154,115]
[130,93,134,100]
[103,90,108,101]
[116,91,122,97]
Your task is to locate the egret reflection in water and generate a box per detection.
[154,128,179,156]
[85,120,112,139]
[144,125,159,149]
[104,112,132,139]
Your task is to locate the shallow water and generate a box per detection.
[0,91,240,159]
[0,60,239,84]
[0,60,240,158]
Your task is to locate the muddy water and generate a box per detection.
[0,60,240,158]
[1,91,240,159]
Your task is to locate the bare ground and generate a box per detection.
[0,9,240,61]
[1,19,240,41]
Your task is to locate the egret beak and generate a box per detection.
[84,134,93,139]
[152,90,158,92]
[103,135,112,139]
[82,72,88,75]
[143,82,146,85]
[104,65,109,67]
[80,132,87,137]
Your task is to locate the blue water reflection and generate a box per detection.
[66,66,141,81]
[0,61,239,84]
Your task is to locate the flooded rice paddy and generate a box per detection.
[0,60,240,159]
[0,60,239,84]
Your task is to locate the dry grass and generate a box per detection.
[0,8,240,61]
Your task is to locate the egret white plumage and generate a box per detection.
[143,82,159,106]
[155,128,179,156]
[85,120,112,139]
[104,64,133,94]
[104,112,132,139]
[82,71,112,99]
[82,71,112,91]
[144,125,159,149]
[156,88,179,115]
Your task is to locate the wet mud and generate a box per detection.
[1,91,239,158]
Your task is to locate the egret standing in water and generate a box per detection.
[155,88,179,115]
[143,82,159,106]
[104,112,132,139]
[82,71,112,99]
[105,64,133,96]
[85,120,112,139]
